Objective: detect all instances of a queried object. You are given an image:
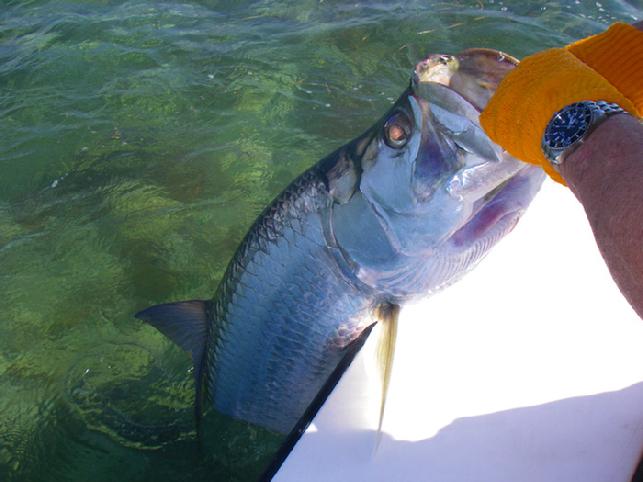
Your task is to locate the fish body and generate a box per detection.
[137,49,545,436]
[207,169,374,433]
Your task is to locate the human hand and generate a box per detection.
[480,23,643,184]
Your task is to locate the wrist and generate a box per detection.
[541,101,626,175]
[558,113,638,190]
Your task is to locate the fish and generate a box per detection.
[135,48,545,447]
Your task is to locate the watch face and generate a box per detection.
[544,103,593,149]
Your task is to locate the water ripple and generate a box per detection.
[0,1,640,481]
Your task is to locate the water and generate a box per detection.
[1,0,640,480]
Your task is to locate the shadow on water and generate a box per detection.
[280,383,643,482]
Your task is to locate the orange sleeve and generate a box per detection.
[480,23,643,185]
[568,23,643,114]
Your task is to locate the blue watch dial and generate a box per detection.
[544,103,593,149]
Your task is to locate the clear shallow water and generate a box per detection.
[1,1,640,481]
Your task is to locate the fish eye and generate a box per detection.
[384,112,411,149]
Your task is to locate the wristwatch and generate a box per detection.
[541,100,625,168]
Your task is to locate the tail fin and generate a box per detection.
[135,300,211,437]
[373,303,400,452]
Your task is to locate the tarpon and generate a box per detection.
[136,49,544,448]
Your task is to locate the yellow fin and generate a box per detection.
[373,303,400,452]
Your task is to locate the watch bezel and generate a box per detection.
[542,101,624,168]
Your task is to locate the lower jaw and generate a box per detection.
[449,203,520,249]
[449,165,545,248]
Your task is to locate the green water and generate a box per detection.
[1,0,640,480]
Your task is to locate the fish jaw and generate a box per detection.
[412,48,521,184]
[412,48,541,237]
[410,49,544,286]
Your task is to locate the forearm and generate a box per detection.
[560,114,643,317]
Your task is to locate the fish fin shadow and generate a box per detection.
[258,322,377,482]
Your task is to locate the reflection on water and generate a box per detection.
[0,1,640,480]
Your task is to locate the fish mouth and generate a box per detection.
[411,47,540,248]
[429,47,533,240]
[414,48,518,112]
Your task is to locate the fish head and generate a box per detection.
[356,48,544,260]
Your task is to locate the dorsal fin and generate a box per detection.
[135,300,211,437]
[373,303,400,452]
